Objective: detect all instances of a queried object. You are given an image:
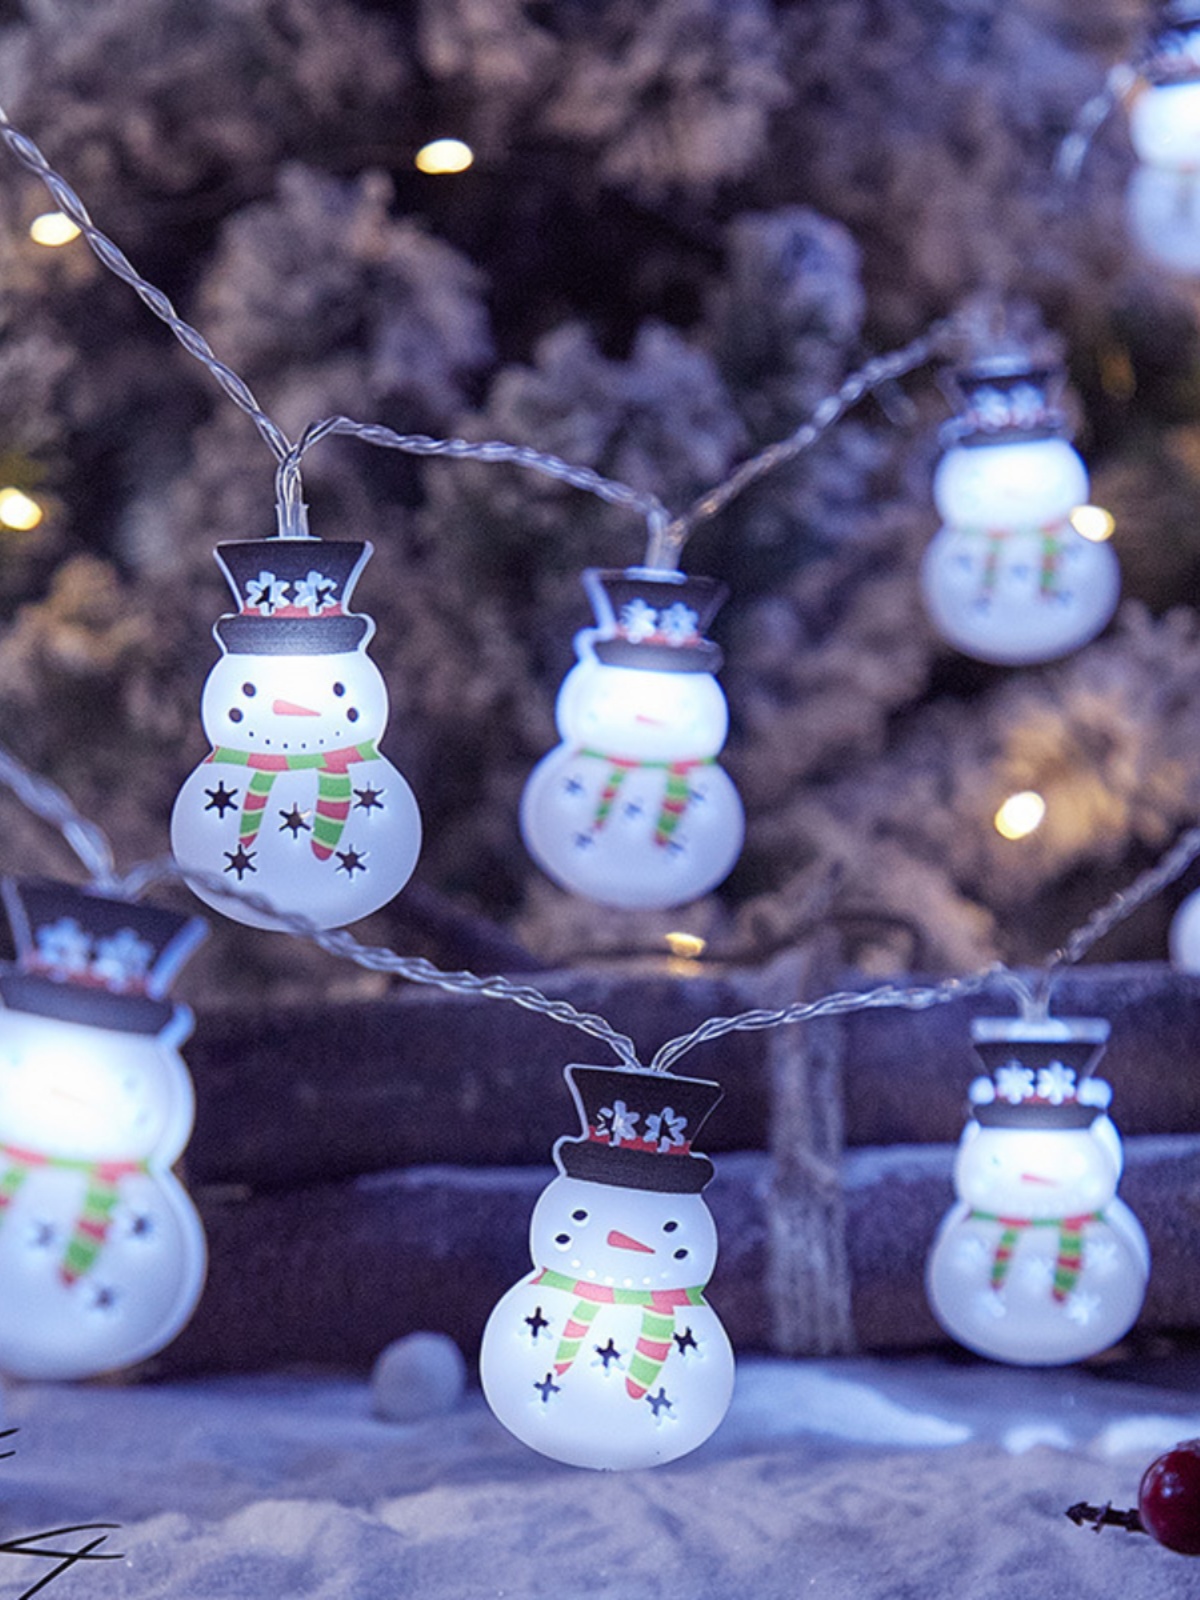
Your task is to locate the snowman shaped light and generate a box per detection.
[0,878,208,1379]
[1127,4,1200,273]
[1168,886,1200,970]
[920,356,1119,665]
[171,537,421,930]
[926,1016,1149,1366]
[520,567,744,909]
[480,1063,734,1470]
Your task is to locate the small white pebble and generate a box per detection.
[371,1332,467,1423]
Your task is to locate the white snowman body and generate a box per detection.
[0,1005,205,1379]
[481,1173,734,1469]
[1170,886,1200,970]
[921,436,1119,664]
[926,1115,1149,1365]
[172,646,421,931]
[520,646,744,909]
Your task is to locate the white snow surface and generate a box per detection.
[4,1352,1200,1598]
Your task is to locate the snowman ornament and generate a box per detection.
[0,879,208,1380]
[1127,4,1200,275]
[520,568,744,909]
[480,1063,735,1470]
[171,537,421,931]
[920,356,1119,665]
[926,1016,1149,1366]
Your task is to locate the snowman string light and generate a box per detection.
[480,1062,735,1470]
[0,878,208,1379]
[1126,2,1200,274]
[520,567,745,909]
[925,1014,1149,1366]
[920,350,1120,665]
[171,535,422,931]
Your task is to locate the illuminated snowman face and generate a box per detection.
[531,1176,717,1289]
[1129,81,1200,169]
[555,655,729,762]
[954,1121,1119,1220]
[0,1011,190,1163]
[933,438,1088,528]
[201,651,389,752]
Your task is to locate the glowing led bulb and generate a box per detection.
[993,791,1046,840]
[415,138,474,174]
[1125,12,1200,272]
[921,356,1119,664]
[480,1064,734,1470]
[926,1016,1149,1366]
[0,488,43,531]
[0,879,207,1380]
[29,211,81,246]
[170,536,421,931]
[520,567,744,909]
[1069,505,1115,543]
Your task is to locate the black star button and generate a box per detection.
[645,1386,673,1417]
[673,1326,698,1355]
[534,1372,561,1404]
[572,832,595,851]
[89,1286,119,1312]
[204,781,239,817]
[353,786,385,812]
[29,1220,55,1249]
[564,777,585,797]
[279,804,311,836]
[594,1338,622,1370]
[525,1306,550,1340]
[223,844,257,879]
[335,846,367,876]
[128,1213,154,1239]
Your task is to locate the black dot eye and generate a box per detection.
[333,683,346,697]
[673,1248,688,1260]
[663,1221,679,1233]
[229,708,244,723]
[571,1209,588,1223]
[554,1233,571,1248]
[347,707,359,723]
[241,683,256,698]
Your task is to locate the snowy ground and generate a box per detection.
[4,1352,1200,1599]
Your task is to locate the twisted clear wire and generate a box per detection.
[0,746,118,889]
[1054,62,1141,185]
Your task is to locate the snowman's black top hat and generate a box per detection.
[966,1016,1112,1130]
[942,354,1067,449]
[214,539,374,655]
[0,879,206,1036]
[583,567,727,675]
[553,1063,723,1192]
[1145,2,1200,83]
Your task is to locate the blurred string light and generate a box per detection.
[994,791,1047,841]
[28,211,80,246]
[1069,504,1116,543]
[414,138,474,175]
[0,487,43,531]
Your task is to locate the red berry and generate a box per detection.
[1138,1440,1200,1555]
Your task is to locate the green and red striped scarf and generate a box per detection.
[969,1209,1103,1303]
[962,519,1067,601]
[579,751,713,849]
[0,1144,147,1284]
[533,1266,704,1399]
[208,741,377,860]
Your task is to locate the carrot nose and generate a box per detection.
[273,699,319,716]
[607,1229,654,1253]
[1020,1172,1057,1186]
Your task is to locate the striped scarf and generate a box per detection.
[579,752,713,848]
[969,1209,1103,1303]
[963,520,1067,601]
[0,1144,147,1284]
[533,1266,704,1399]
[208,741,377,860]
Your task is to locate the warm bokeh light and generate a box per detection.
[415,138,474,175]
[0,488,44,531]
[665,931,707,960]
[993,790,1046,841]
[29,212,81,246]
[1069,504,1116,543]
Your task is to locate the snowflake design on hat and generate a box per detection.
[35,918,91,976]
[994,1061,1036,1104]
[596,1100,639,1145]
[659,603,700,645]
[1035,1061,1077,1105]
[92,929,155,992]
[246,572,290,614]
[644,1107,687,1152]
[292,570,338,615]
[619,599,659,643]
